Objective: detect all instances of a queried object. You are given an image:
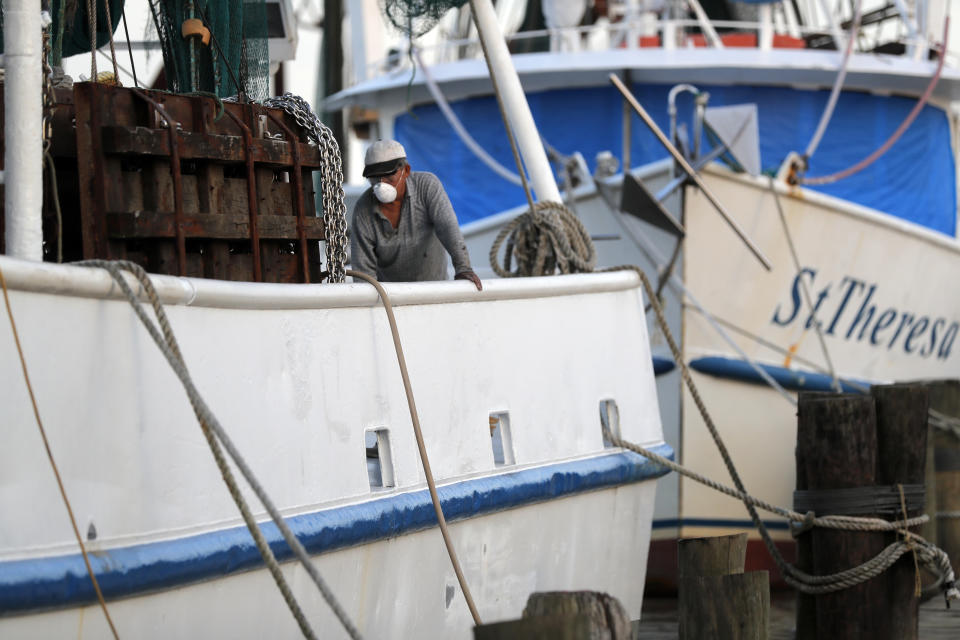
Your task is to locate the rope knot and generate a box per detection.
[790,510,817,538]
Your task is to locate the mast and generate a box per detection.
[469,0,561,204]
[3,0,44,259]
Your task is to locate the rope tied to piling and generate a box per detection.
[489,201,596,277]
[603,264,960,603]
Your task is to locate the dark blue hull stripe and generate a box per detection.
[0,444,673,614]
[688,356,872,393]
[652,517,790,531]
[652,356,676,376]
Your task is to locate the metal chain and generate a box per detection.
[262,93,348,283]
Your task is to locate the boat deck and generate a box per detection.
[634,593,960,639]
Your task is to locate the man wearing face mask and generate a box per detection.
[349,140,483,290]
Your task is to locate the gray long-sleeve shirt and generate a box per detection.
[349,171,472,282]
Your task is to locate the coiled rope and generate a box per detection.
[347,269,483,625]
[488,201,595,277]
[0,265,120,638]
[76,260,363,640]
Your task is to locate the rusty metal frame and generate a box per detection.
[264,112,310,284]
[220,106,263,282]
[130,88,188,276]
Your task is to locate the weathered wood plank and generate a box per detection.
[106,212,326,240]
[100,126,324,167]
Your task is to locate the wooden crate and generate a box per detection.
[3,82,329,283]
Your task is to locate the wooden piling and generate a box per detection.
[871,383,928,639]
[796,387,929,640]
[473,591,631,639]
[795,393,881,640]
[678,533,769,639]
[928,380,960,575]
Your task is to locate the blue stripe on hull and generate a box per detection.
[0,444,673,614]
[652,356,676,376]
[688,356,872,393]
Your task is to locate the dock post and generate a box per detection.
[796,387,929,640]
[928,380,960,576]
[678,533,769,639]
[871,383,928,639]
[473,591,631,639]
[795,393,880,640]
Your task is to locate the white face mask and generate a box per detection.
[373,182,398,204]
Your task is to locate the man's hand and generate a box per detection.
[455,270,483,291]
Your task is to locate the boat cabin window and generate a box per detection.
[489,412,515,466]
[599,399,620,448]
[365,428,395,490]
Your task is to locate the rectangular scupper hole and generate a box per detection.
[600,399,620,448]
[365,428,394,490]
[489,412,515,466]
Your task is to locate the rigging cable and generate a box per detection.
[802,17,949,186]
[413,47,523,186]
[802,0,862,162]
[769,177,841,392]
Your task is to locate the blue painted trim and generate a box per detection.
[652,517,790,531]
[0,444,673,614]
[652,356,676,376]
[688,356,872,393]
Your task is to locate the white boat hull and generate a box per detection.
[0,260,667,636]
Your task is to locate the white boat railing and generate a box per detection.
[362,12,939,81]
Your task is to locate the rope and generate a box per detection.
[489,201,595,277]
[75,260,363,640]
[605,208,798,406]
[101,0,121,82]
[769,177,840,391]
[801,18,949,186]
[87,0,98,80]
[346,269,483,626]
[0,264,120,639]
[802,0,862,161]
[603,265,959,600]
[930,408,960,440]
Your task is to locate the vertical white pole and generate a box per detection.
[759,3,774,50]
[4,0,44,260]
[348,0,368,82]
[471,0,561,203]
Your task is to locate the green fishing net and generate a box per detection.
[0,0,123,66]
[148,0,269,99]
[381,0,467,39]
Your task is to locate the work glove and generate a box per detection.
[455,270,483,291]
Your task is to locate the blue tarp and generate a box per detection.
[394,83,956,236]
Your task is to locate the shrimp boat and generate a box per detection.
[326,0,960,588]
[0,0,668,636]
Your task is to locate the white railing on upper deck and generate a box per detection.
[359,10,939,84]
